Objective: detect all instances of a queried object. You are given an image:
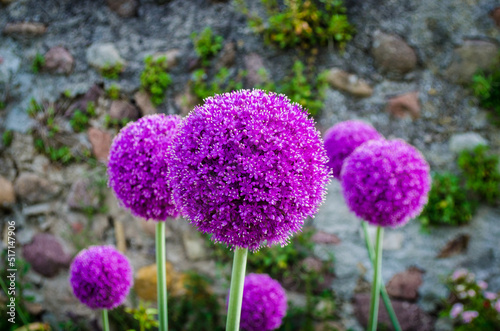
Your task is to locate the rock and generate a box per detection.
[174,84,198,116]
[134,91,157,116]
[491,8,500,27]
[302,257,323,272]
[0,175,15,207]
[44,46,74,75]
[353,293,433,331]
[153,49,181,69]
[3,22,47,36]
[138,218,157,237]
[86,43,125,71]
[325,68,373,97]
[134,262,187,301]
[449,132,488,154]
[109,100,140,121]
[1,0,16,4]
[216,42,236,70]
[244,53,265,87]
[25,302,44,316]
[0,48,21,88]
[182,232,208,260]
[67,179,101,210]
[437,234,470,258]
[383,231,404,251]
[22,203,53,216]
[445,40,499,84]
[14,173,59,204]
[386,267,424,301]
[311,231,341,245]
[22,233,71,278]
[386,92,420,120]
[67,84,104,116]
[372,31,417,77]
[87,127,112,163]
[106,0,138,17]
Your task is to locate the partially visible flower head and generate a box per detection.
[485,292,497,300]
[477,280,488,290]
[70,245,133,310]
[341,139,431,227]
[169,90,330,250]
[231,273,287,331]
[461,310,479,323]
[452,269,469,281]
[495,299,500,313]
[323,120,383,179]
[467,289,476,297]
[450,303,463,319]
[108,114,182,221]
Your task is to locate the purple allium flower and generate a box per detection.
[341,139,431,227]
[485,292,497,300]
[461,310,479,323]
[69,245,133,310]
[169,90,330,250]
[323,120,383,179]
[230,273,287,331]
[108,114,181,221]
[450,303,463,319]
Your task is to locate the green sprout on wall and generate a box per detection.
[32,52,45,74]
[140,55,172,106]
[191,27,224,66]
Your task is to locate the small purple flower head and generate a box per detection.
[230,273,287,331]
[69,245,133,310]
[169,90,330,250]
[108,114,182,221]
[477,280,488,290]
[467,289,476,297]
[485,292,497,300]
[450,303,463,319]
[452,269,469,281]
[461,310,479,323]
[495,299,500,313]
[323,120,383,179]
[341,139,431,227]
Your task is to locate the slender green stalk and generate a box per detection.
[102,309,110,331]
[368,226,384,331]
[0,275,29,325]
[156,222,168,331]
[362,222,402,331]
[226,247,248,331]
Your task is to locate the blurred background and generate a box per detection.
[0,0,499,330]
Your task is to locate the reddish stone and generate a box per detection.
[311,231,341,245]
[387,92,420,120]
[386,267,424,301]
[491,7,500,27]
[3,22,46,35]
[66,84,104,116]
[109,100,140,121]
[22,233,71,278]
[87,127,112,163]
[106,0,138,17]
[44,46,74,75]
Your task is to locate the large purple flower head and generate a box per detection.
[108,114,181,221]
[169,89,330,251]
[69,245,133,310]
[341,139,431,227]
[323,120,383,179]
[228,273,287,331]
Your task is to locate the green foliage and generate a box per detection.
[101,62,124,79]
[70,110,90,133]
[237,0,355,50]
[0,101,6,109]
[419,172,476,229]
[458,145,500,205]
[140,55,172,106]
[442,269,500,331]
[191,67,246,101]
[34,138,74,164]
[2,130,13,147]
[472,63,500,122]
[191,27,224,66]
[125,301,159,331]
[32,52,45,74]
[107,83,121,100]
[104,114,132,129]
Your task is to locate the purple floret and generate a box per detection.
[69,245,133,310]
[233,273,287,331]
[108,114,181,221]
[341,139,431,227]
[324,120,383,179]
[169,90,330,251]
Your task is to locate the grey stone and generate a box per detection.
[244,53,265,87]
[109,100,139,121]
[449,132,488,154]
[22,203,53,216]
[44,46,74,75]
[67,178,101,210]
[14,173,59,204]
[86,43,125,71]
[182,231,208,261]
[372,31,417,77]
[0,48,21,88]
[324,68,373,97]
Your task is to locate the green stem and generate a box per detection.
[362,222,402,331]
[368,226,384,331]
[102,309,110,331]
[0,274,29,326]
[156,222,168,331]
[226,247,248,331]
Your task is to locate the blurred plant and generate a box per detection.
[107,84,121,100]
[191,27,224,66]
[236,0,355,50]
[32,52,45,74]
[104,114,132,129]
[101,62,124,80]
[125,301,159,331]
[140,55,172,106]
[458,145,500,205]
[191,67,246,101]
[69,102,97,133]
[472,60,500,122]
[442,269,500,330]
[2,130,13,147]
[419,172,477,229]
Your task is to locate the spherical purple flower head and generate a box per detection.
[169,89,330,251]
[108,114,181,221]
[341,139,431,227]
[229,273,287,331]
[69,245,133,310]
[323,120,383,179]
